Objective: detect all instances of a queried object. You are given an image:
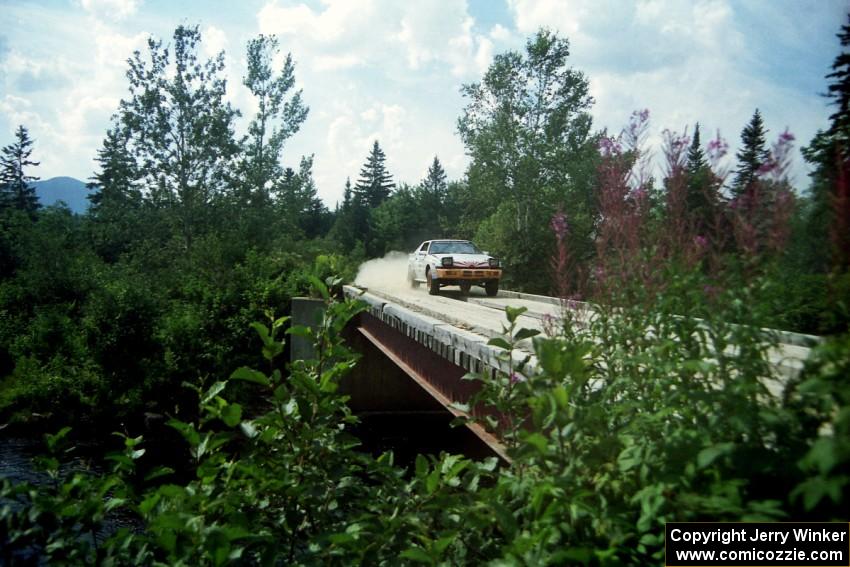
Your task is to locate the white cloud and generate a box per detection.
[489,24,512,42]
[505,0,828,184]
[78,0,140,21]
[254,0,501,204]
[256,0,496,78]
[203,25,228,59]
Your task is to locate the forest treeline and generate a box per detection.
[0,19,848,565]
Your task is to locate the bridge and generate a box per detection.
[294,284,818,463]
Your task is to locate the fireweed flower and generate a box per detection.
[510,372,526,384]
[598,136,622,157]
[706,133,729,164]
[694,235,708,248]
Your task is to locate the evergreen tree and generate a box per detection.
[826,14,850,138]
[802,13,850,272]
[731,109,769,197]
[685,123,716,233]
[354,141,394,209]
[274,156,328,238]
[329,176,366,254]
[0,125,40,216]
[87,124,142,261]
[341,177,352,211]
[421,156,448,203]
[87,124,139,214]
[413,156,448,238]
[240,34,308,203]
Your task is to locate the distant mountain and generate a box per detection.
[32,177,89,214]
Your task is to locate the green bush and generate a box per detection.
[2,279,848,565]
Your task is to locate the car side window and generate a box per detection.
[419,242,429,253]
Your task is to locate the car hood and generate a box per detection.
[432,253,493,268]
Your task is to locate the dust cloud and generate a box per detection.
[354,251,412,292]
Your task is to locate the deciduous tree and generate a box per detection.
[119,25,239,248]
[458,28,595,290]
[240,34,308,204]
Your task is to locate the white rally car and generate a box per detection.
[407,239,502,296]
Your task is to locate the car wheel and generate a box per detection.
[485,280,499,297]
[408,268,420,288]
[459,282,471,295]
[426,268,439,295]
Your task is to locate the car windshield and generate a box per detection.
[430,241,482,255]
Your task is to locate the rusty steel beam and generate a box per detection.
[356,316,510,463]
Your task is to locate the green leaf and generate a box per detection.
[434,536,454,554]
[221,403,242,427]
[307,275,330,300]
[144,466,175,482]
[400,547,433,564]
[168,419,200,447]
[45,426,72,452]
[696,442,735,469]
[139,493,162,515]
[105,497,127,513]
[239,421,258,439]
[286,325,312,338]
[491,501,518,538]
[262,341,284,362]
[250,321,271,344]
[505,305,527,323]
[487,336,511,350]
[536,338,565,378]
[480,457,499,472]
[426,467,440,493]
[415,454,429,479]
[801,437,838,475]
[230,367,270,387]
[201,381,227,405]
[523,432,549,454]
[552,385,569,408]
[514,327,540,341]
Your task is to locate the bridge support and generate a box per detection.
[342,311,509,463]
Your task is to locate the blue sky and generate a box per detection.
[0,0,846,206]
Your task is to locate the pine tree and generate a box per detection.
[826,14,850,137]
[421,156,448,202]
[731,109,769,197]
[87,125,142,261]
[341,177,352,211]
[802,13,850,272]
[354,141,394,208]
[88,125,139,215]
[685,124,714,230]
[0,125,40,216]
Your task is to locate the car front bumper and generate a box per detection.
[435,268,501,281]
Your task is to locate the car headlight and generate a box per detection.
[489,257,500,267]
[441,256,453,267]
